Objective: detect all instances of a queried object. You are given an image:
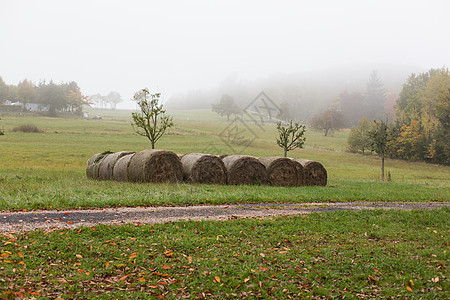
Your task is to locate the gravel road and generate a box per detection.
[1,202,448,233]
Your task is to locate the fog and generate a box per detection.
[1,0,449,109]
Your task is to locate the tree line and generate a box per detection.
[0,77,122,116]
[348,67,449,165]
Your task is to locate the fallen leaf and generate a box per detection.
[215,275,221,283]
[260,253,266,258]
[76,254,83,259]
[18,252,23,258]
[406,286,413,292]
[188,256,192,264]
[244,277,250,283]
[105,261,110,268]
[431,277,439,283]
[162,264,171,270]
[139,277,146,282]
[129,253,137,259]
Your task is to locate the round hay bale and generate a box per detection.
[258,156,299,186]
[86,153,102,179]
[290,159,305,186]
[86,153,111,180]
[128,149,183,183]
[112,153,135,182]
[181,153,227,184]
[98,151,135,181]
[222,155,268,185]
[292,159,327,186]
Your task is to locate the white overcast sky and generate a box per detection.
[1,0,449,108]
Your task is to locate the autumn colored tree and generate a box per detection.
[276,121,306,157]
[131,89,174,149]
[310,109,344,136]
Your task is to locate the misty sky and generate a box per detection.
[1,0,449,108]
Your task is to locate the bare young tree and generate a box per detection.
[276,121,306,157]
[131,89,174,149]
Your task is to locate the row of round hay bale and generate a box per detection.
[292,158,327,186]
[222,155,268,185]
[258,156,303,186]
[113,152,135,181]
[180,153,227,184]
[87,151,326,187]
[86,152,112,179]
[98,151,135,180]
[128,149,183,183]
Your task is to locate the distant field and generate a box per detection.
[0,108,449,211]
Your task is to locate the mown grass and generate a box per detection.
[1,209,448,298]
[0,170,448,211]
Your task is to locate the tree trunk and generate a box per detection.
[151,141,155,149]
[324,128,329,136]
[284,149,287,157]
[381,155,385,181]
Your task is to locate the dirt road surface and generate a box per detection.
[1,202,448,233]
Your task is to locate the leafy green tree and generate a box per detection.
[310,108,344,136]
[132,89,174,149]
[36,81,67,116]
[368,118,392,181]
[428,87,450,164]
[276,121,306,157]
[212,94,242,121]
[364,70,387,120]
[347,117,373,153]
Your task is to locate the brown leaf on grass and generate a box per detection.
[18,252,23,258]
[76,254,83,259]
[105,261,110,268]
[129,253,137,259]
[368,275,376,282]
[162,264,171,270]
[431,277,439,283]
[244,277,250,283]
[406,286,413,292]
[215,275,220,283]
[139,277,146,282]
[188,256,192,264]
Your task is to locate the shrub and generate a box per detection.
[12,124,42,133]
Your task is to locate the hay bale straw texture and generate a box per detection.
[86,153,110,179]
[98,151,135,180]
[112,153,135,182]
[222,155,268,185]
[290,159,305,186]
[292,159,327,186]
[128,149,183,183]
[258,156,300,186]
[86,153,102,179]
[181,153,227,184]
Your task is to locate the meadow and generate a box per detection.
[0,108,448,211]
[0,109,449,298]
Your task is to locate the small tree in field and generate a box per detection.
[276,121,306,157]
[368,118,391,181]
[131,89,174,149]
[0,117,4,135]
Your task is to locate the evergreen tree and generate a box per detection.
[364,71,387,120]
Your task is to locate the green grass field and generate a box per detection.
[0,109,449,211]
[1,209,448,298]
[0,109,449,298]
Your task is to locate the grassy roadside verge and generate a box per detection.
[0,169,448,211]
[1,208,448,298]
